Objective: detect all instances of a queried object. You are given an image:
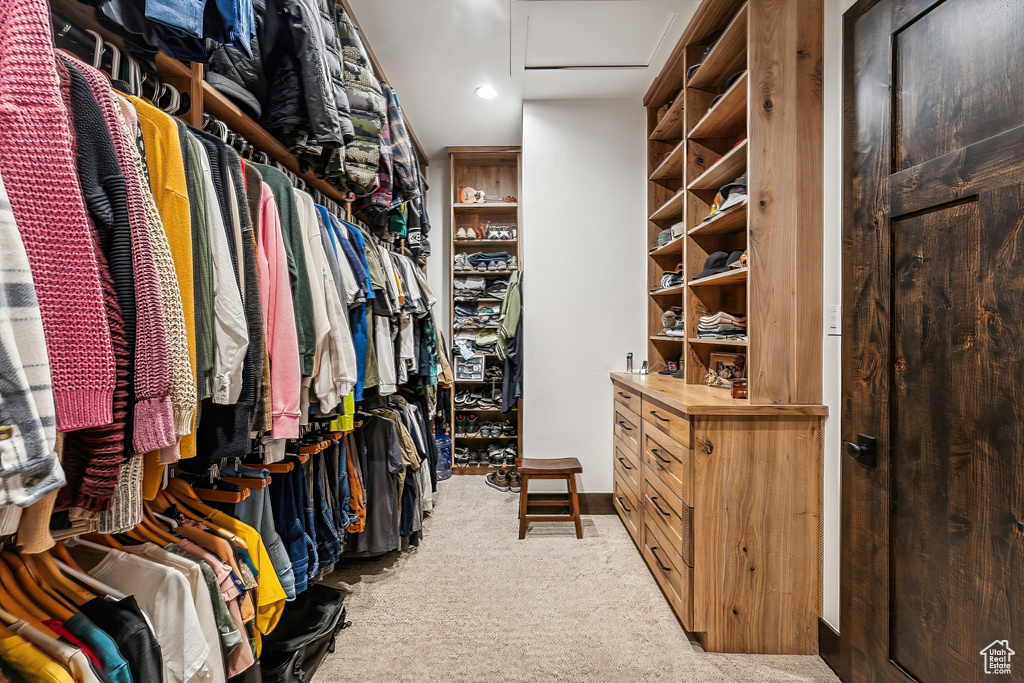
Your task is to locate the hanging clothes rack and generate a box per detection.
[47,0,429,209]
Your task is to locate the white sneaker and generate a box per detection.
[456,226,468,240]
[507,256,518,270]
[454,253,469,271]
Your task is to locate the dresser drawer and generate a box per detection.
[613,471,641,545]
[612,382,642,415]
[614,406,641,454]
[643,429,691,506]
[642,520,693,630]
[643,477,693,567]
[642,396,691,448]
[614,437,641,495]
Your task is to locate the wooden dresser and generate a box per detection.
[611,372,826,654]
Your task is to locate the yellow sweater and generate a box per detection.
[129,97,198,469]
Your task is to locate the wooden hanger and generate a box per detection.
[81,533,126,551]
[0,553,74,621]
[248,461,293,474]
[158,484,248,548]
[195,487,249,504]
[219,475,271,490]
[0,556,58,636]
[24,553,93,607]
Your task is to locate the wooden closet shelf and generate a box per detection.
[649,96,685,142]
[201,83,349,204]
[453,203,519,210]
[453,466,517,475]
[649,140,686,183]
[688,139,748,192]
[648,191,685,223]
[687,337,748,346]
[649,235,684,257]
[687,3,748,90]
[454,435,518,441]
[453,240,518,246]
[688,200,748,236]
[688,72,748,140]
[651,335,686,342]
[649,284,686,297]
[688,266,748,286]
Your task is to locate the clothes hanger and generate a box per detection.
[158,483,248,546]
[161,82,181,115]
[0,556,59,634]
[15,553,80,613]
[0,553,75,621]
[80,532,127,551]
[86,29,104,69]
[23,553,94,607]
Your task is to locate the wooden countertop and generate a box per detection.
[610,372,828,416]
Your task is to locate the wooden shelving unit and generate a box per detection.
[448,147,523,473]
[642,0,822,402]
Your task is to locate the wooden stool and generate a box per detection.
[516,457,584,539]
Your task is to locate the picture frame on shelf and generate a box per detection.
[709,352,746,388]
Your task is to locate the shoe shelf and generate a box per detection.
[687,139,747,192]
[452,202,518,210]
[687,337,748,346]
[687,200,747,237]
[649,94,685,142]
[686,3,748,91]
[649,140,686,185]
[648,191,685,223]
[650,283,686,297]
[688,267,748,287]
[449,146,525,475]
[649,234,685,257]
[688,71,747,141]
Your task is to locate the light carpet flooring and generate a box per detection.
[319,475,838,683]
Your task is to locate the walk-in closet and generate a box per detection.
[0,0,1019,680]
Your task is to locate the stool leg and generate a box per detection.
[518,474,530,539]
[568,474,582,539]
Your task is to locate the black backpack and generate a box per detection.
[259,584,350,682]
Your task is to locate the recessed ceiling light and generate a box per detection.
[475,85,498,100]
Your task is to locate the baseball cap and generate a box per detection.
[694,251,730,280]
[703,173,748,221]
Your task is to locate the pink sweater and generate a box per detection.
[258,183,301,439]
[64,54,177,454]
[0,0,115,431]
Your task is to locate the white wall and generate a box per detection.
[425,159,451,329]
[821,0,860,631]
[520,99,649,494]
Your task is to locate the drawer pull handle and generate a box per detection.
[617,496,632,512]
[649,410,670,423]
[650,546,672,573]
[617,457,633,470]
[651,496,671,517]
[650,448,671,464]
[617,421,632,432]
[617,391,631,398]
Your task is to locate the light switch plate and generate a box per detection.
[827,304,842,336]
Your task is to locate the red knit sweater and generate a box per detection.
[0,0,116,431]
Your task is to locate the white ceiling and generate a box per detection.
[349,0,698,158]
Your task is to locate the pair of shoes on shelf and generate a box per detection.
[455,413,479,436]
[485,469,522,492]
[454,447,471,467]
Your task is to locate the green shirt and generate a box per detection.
[251,163,316,377]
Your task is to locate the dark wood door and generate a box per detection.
[840,0,1024,681]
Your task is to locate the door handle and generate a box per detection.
[617,421,632,431]
[617,457,633,470]
[845,434,877,468]
[617,391,631,399]
[650,496,671,517]
[649,410,669,423]
[617,496,632,512]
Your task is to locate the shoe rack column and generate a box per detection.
[446,146,523,474]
